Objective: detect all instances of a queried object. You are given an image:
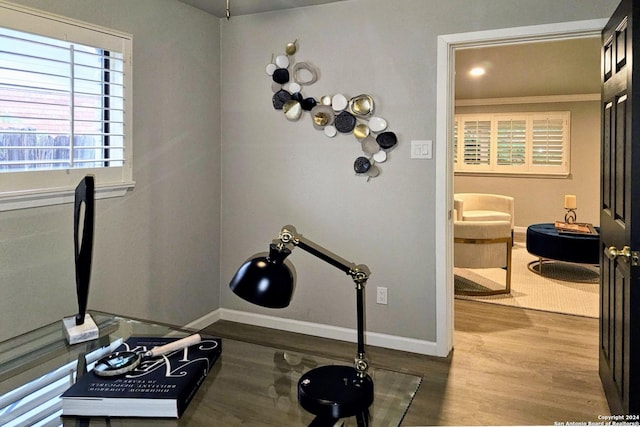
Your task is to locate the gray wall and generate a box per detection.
[455,100,601,227]
[1,0,221,342]
[0,0,616,347]
[220,0,617,344]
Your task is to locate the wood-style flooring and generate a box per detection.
[201,299,610,426]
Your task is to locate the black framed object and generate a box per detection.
[74,176,95,326]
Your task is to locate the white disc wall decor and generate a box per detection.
[267,40,398,179]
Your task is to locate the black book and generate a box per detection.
[61,335,222,418]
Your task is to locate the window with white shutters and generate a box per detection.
[0,1,133,211]
[454,112,570,176]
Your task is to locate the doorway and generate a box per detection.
[434,18,609,356]
[453,38,601,314]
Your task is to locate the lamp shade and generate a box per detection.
[229,244,294,308]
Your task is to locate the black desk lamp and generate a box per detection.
[229,225,374,426]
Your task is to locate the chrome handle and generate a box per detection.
[605,245,632,261]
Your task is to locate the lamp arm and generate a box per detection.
[278,226,370,377]
[278,226,370,285]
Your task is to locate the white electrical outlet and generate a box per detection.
[376,287,388,305]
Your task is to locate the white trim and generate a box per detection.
[456,93,601,107]
[435,33,454,358]
[514,225,528,237]
[221,309,439,355]
[435,18,608,358]
[455,171,570,178]
[201,309,439,356]
[441,19,608,47]
[184,308,223,331]
[0,0,132,39]
[0,181,135,211]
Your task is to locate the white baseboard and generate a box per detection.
[514,225,527,234]
[187,308,439,356]
[514,225,528,242]
[184,308,222,331]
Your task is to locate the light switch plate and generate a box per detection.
[411,140,432,159]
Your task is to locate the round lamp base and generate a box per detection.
[298,365,374,420]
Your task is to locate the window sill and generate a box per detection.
[455,171,570,179]
[0,181,136,212]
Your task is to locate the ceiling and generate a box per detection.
[455,37,601,100]
[178,1,600,101]
[178,0,347,18]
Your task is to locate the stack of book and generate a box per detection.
[61,335,222,418]
[554,221,598,236]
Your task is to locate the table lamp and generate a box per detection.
[229,225,374,426]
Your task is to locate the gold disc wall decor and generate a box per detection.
[266,40,398,180]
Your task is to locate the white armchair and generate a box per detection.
[453,193,515,229]
[454,220,512,296]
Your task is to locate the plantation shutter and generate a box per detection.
[496,118,526,166]
[462,119,491,166]
[453,119,458,165]
[532,117,565,166]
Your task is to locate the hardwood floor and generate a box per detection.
[201,299,610,426]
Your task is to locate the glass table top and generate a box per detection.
[0,311,421,426]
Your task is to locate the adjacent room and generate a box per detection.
[452,37,602,318]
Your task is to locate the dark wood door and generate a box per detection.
[600,0,640,415]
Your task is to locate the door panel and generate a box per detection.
[600,0,640,415]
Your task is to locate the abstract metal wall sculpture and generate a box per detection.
[267,40,398,180]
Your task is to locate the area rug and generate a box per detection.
[454,241,600,318]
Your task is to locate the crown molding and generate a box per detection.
[456,93,600,107]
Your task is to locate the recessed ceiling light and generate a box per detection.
[469,67,485,77]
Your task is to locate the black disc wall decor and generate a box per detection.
[334,111,357,134]
[266,40,399,180]
[353,156,371,174]
[272,90,292,110]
